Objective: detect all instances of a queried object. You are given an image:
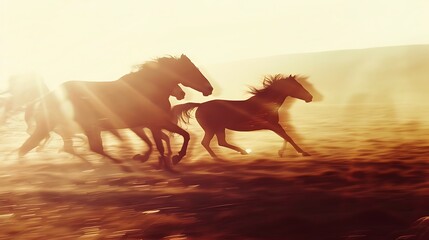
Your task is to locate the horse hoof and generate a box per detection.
[278,150,284,157]
[133,154,149,163]
[302,152,311,156]
[172,155,181,165]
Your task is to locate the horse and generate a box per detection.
[0,74,49,124]
[18,55,213,168]
[25,84,187,156]
[172,74,312,159]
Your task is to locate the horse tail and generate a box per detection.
[171,102,201,125]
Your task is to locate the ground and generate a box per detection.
[0,109,428,240]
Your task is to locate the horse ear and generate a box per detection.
[289,74,292,77]
[292,75,296,78]
[181,54,188,59]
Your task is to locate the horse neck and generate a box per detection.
[120,70,178,96]
[250,92,289,110]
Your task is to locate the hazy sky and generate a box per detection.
[1,0,428,85]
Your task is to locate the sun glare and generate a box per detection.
[2,0,429,87]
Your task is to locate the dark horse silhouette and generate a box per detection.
[18,55,213,167]
[24,85,187,156]
[172,74,312,159]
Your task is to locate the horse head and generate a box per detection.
[295,76,323,102]
[175,54,213,96]
[171,84,185,100]
[278,75,313,103]
[120,55,213,97]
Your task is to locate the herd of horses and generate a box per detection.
[0,55,315,170]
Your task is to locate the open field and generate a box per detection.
[0,105,428,240]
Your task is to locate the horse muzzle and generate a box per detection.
[202,87,213,96]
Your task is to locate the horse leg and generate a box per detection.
[161,123,190,165]
[83,127,131,171]
[36,134,52,151]
[25,115,50,152]
[131,128,153,163]
[216,129,247,155]
[49,126,75,154]
[18,123,50,156]
[160,131,172,157]
[278,124,298,157]
[83,127,105,155]
[151,129,170,169]
[278,141,287,157]
[60,134,75,154]
[201,129,218,159]
[270,124,310,156]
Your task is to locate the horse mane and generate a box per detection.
[119,55,181,83]
[248,74,287,96]
[133,55,180,72]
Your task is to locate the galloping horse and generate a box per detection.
[173,74,312,159]
[19,55,213,167]
[25,84,187,156]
